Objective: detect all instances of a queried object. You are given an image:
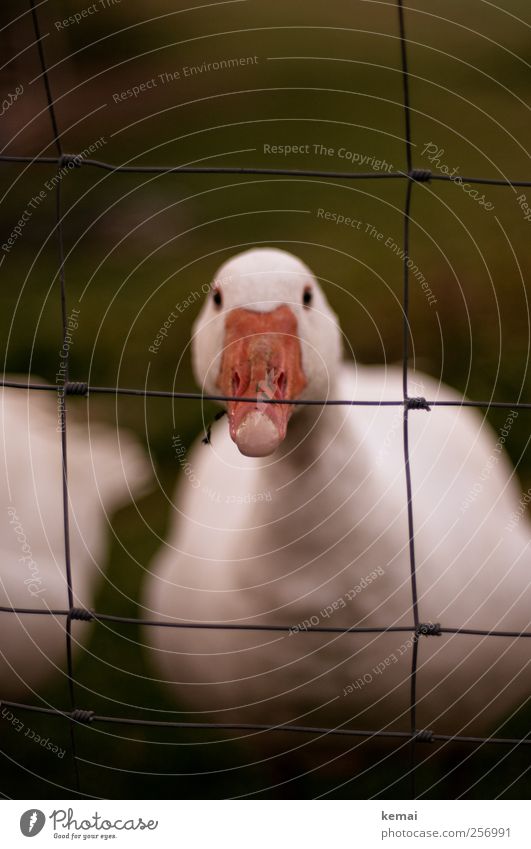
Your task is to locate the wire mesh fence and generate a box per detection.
[1,0,530,799]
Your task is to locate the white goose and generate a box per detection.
[145,248,530,743]
[0,382,151,700]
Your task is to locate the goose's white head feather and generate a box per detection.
[192,248,342,457]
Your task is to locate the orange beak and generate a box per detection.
[217,306,307,457]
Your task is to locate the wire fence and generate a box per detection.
[1,0,530,799]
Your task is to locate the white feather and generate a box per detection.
[144,249,530,739]
[0,382,151,699]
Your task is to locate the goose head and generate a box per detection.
[192,248,342,457]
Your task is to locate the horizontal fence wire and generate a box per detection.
[1,606,530,639]
[0,0,529,799]
[1,379,531,410]
[2,154,531,187]
[0,699,529,748]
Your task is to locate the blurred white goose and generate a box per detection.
[0,382,151,699]
[145,248,530,742]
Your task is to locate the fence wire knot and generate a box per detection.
[414,728,434,743]
[70,709,94,723]
[409,169,432,182]
[416,622,442,636]
[406,396,431,411]
[202,410,227,444]
[59,154,82,169]
[64,382,89,396]
[68,607,94,622]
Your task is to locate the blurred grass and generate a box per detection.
[1,0,531,797]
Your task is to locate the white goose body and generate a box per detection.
[0,383,151,699]
[145,249,530,739]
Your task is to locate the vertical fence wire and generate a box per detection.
[29,0,82,794]
[397,0,422,797]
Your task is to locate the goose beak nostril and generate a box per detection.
[232,370,241,396]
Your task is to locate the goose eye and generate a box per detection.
[212,288,222,308]
[302,287,313,308]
